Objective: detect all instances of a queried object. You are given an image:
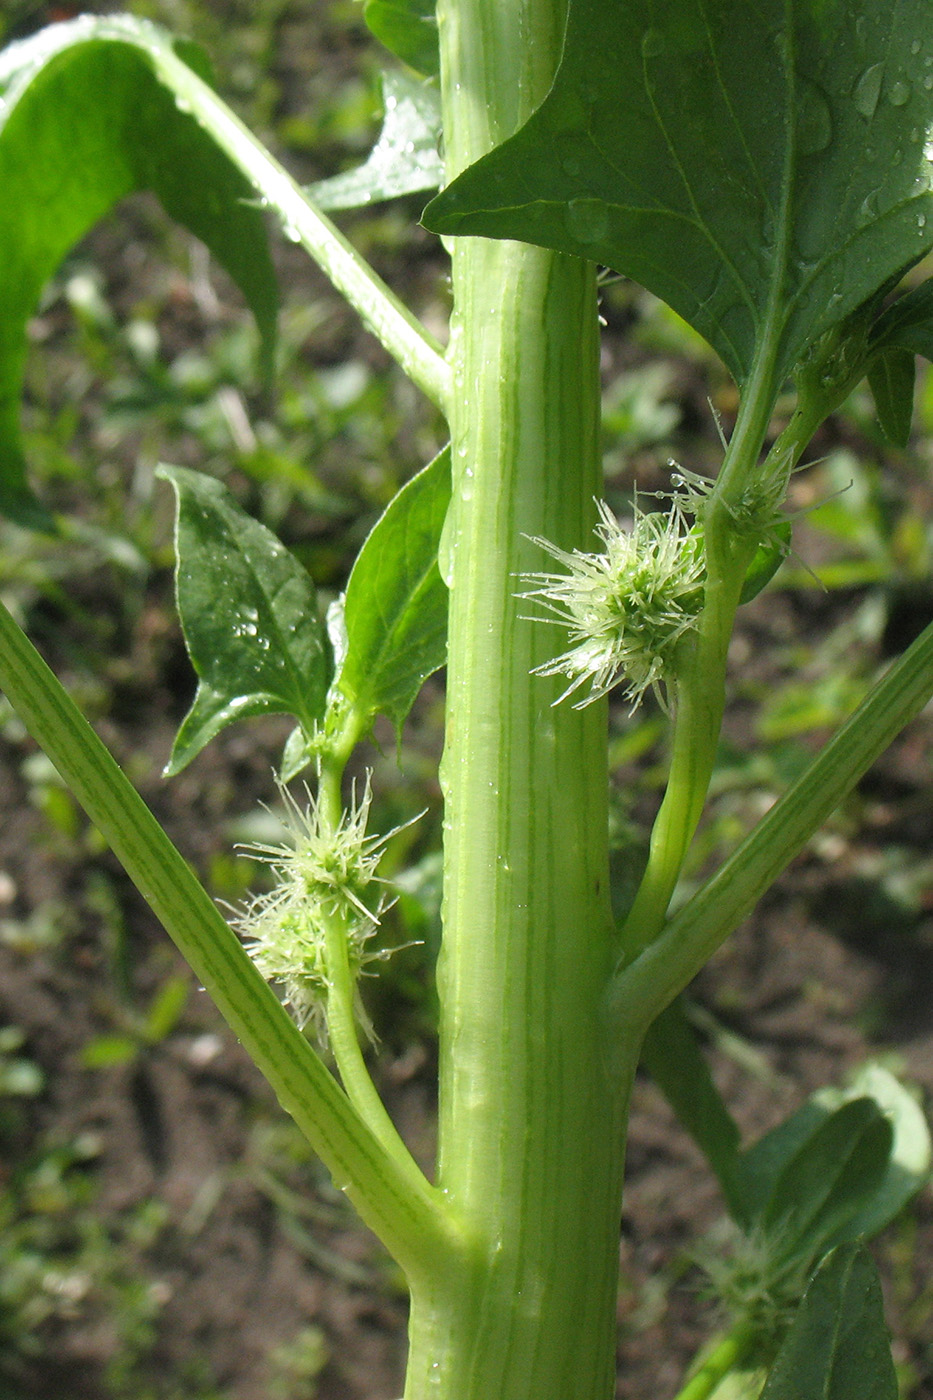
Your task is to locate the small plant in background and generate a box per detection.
[1,3,933,1399]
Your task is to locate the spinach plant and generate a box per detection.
[1,2,933,1396]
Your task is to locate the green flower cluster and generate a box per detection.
[522,497,706,709]
[234,779,390,1041]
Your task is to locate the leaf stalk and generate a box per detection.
[611,615,933,1032]
[146,27,451,411]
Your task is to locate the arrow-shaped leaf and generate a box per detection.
[158,466,332,775]
[425,1,933,388]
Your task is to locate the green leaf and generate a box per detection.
[641,998,744,1216]
[739,522,792,605]
[337,446,451,731]
[760,1244,897,1400]
[870,277,933,361]
[158,466,332,774]
[424,1,933,387]
[0,16,277,524]
[363,0,439,77]
[868,346,916,446]
[79,1035,139,1070]
[812,1063,932,1242]
[738,1097,832,1226]
[142,974,190,1044]
[761,1098,893,1267]
[310,70,443,211]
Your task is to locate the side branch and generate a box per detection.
[0,600,458,1282]
[610,617,933,1037]
[149,29,451,413]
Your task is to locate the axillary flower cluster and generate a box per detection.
[521,492,706,710]
[233,777,394,1043]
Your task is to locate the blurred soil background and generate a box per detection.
[0,2,932,1397]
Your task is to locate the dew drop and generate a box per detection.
[460,466,474,503]
[912,39,922,56]
[566,197,608,244]
[853,62,884,119]
[641,27,665,58]
[924,75,933,91]
[856,190,879,227]
[888,78,912,106]
[438,506,457,589]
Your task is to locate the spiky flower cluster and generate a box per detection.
[671,455,793,553]
[234,778,391,1042]
[521,497,705,709]
[694,1219,810,1357]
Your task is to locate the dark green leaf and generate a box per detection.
[760,1244,897,1400]
[738,1097,832,1226]
[868,347,916,446]
[739,522,792,604]
[641,998,744,1216]
[0,16,277,524]
[761,1098,893,1267]
[158,466,332,775]
[363,0,438,77]
[310,70,443,211]
[812,1063,932,1242]
[337,446,450,731]
[870,277,933,361]
[424,1,933,386]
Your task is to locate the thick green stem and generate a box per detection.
[401,4,630,1396]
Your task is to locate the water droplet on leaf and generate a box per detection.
[854,63,884,119]
[856,190,879,227]
[566,198,608,244]
[888,78,912,106]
